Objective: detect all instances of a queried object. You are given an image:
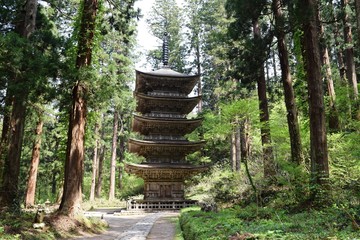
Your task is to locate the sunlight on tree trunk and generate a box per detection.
[59,0,98,217]
[272,0,303,164]
[25,115,44,208]
[109,111,119,201]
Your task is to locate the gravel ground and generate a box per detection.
[73,210,179,240]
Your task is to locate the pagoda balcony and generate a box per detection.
[128,138,205,161]
[145,112,186,119]
[135,69,199,95]
[134,92,201,115]
[132,114,203,136]
[124,163,209,181]
[143,135,186,141]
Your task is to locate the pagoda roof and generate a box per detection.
[135,69,199,95]
[135,92,201,115]
[124,162,209,180]
[132,114,203,135]
[128,138,205,160]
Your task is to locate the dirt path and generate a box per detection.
[74,210,179,240]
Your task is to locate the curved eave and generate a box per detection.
[135,70,199,95]
[124,162,210,180]
[132,114,203,135]
[135,92,201,115]
[128,138,205,157]
[128,138,205,147]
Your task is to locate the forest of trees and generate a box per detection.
[0,0,359,235]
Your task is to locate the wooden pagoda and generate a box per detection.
[125,35,207,210]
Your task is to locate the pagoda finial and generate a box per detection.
[162,32,169,67]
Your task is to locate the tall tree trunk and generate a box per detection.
[25,115,44,208]
[235,126,241,171]
[355,0,360,43]
[89,120,100,201]
[239,118,250,165]
[252,19,276,180]
[272,0,303,164]
[317,7,340,131]
[118,114,125,189]
[95,145,105,198]
[109,111,119,200]
[334,20,346,81]
[302,0,330,204]
[342,0,359,101]
[196,39,203,112]
[0,0,38,210]
[0,91,11,187]
[59,0,98,217]
[231,131,236,171]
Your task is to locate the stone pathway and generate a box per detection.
[74,211,179,240]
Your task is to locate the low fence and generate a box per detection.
[126,199,197,211]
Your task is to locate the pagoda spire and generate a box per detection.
[162,32,169,67]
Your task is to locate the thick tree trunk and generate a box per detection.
[59,0,98,217]
[59,83,87,216]
[89,121,99,201]
[302,0,330,204]
[1,99,26,208]
[109,111,119,200]
[342,0,359,101]
[272,0,303,164]
[252,19,276,180]
[0,0,38,210]
[25,116,44,208]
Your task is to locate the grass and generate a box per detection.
[179,205,360,240]
[172,215,185,240]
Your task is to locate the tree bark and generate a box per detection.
[25,115,44,208]
[239,118,251,165]
[252,19,276,180]
[118,114,125,189]
[342,0,359,101]
[316,6,340,131]
[231,131,236,171]
[59,0,98,217]
[272,0,303,164]
[109,111,119,200]
[0,90,11,188]
[196,39,203,112]
[235,126,241,171]
[0,0,38,210]
[302,0,330,204]
[355,0,360,43]
[89,120,100,201]
[95,145,105,198]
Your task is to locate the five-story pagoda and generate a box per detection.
[125,34,207,210]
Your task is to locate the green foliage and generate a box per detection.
[180,205,360,240]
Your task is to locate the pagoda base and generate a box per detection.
[126,199,197,211]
